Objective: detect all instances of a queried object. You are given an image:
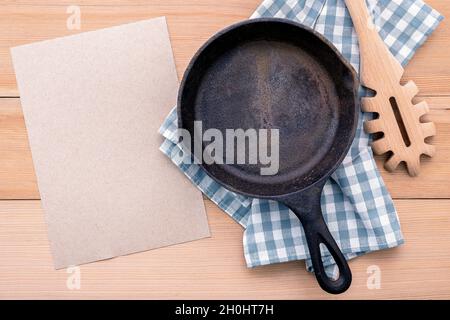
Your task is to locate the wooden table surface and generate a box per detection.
[1,0,449,299]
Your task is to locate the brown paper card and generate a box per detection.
[11,17,210,269]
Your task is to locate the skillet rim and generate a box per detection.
[177,17,360,199]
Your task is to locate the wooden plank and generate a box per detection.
[0,0,449,96]
[0,199,449,299]
[0,1,259,96]
[1,97,449,200]
[403,0,450,96]
[0,99,37,199]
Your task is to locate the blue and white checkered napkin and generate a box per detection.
[159,0,443,275]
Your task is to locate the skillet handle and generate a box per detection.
[282,183,352,294]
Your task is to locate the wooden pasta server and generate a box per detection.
[345,0,436,176]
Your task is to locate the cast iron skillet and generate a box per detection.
[177,18,359,294]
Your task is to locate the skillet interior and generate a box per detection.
[178,19,358,197]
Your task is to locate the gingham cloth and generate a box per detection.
[159,0,443,275]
